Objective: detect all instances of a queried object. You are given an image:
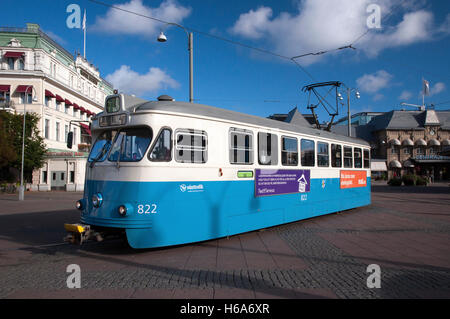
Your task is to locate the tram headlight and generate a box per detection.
[92,193,103,208]
[118,203,133,217]
[75,199,83,210]
[118,205,127,216]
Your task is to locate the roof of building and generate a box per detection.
[135,100,369,145]
[367,109,450,131]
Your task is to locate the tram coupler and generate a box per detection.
[64,223,103,245]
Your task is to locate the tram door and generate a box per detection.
[51,171,66,190]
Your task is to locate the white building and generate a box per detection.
[0,23,114,191]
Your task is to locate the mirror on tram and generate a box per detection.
[67,131,73,149]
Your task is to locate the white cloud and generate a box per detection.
[229,7,273,39]
[93,0,191,37]
[439,14,450,34]
[398,90,413,100]
[430,82,446,96]
[105,65,179,96]
[229,0,443,64]
[356,70,393,94]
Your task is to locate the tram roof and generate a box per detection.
[134,100,369,146]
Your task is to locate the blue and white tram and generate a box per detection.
[65,94,371,248]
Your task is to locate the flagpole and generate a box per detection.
[83,9,86,58]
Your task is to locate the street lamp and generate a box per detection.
[157,24,194,103]
[18,85,38,201]
[340,85,360,137]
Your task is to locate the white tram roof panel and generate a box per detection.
[133,99,369,146]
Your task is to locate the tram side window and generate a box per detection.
[301,139,315,167]
[149,128,172,162]
[258,132,278,165]
[229,128,253,165]
[281,136,298,166]
[317,142,329,167]
[175,129,208,163]
[331,144,342,167]
[363,149,370,169]
[343,146,353,168]
[354,147,362,168]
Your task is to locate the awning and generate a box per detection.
[4,51,24,58]
[389,139,401,146]
[64,99,72,106]
[402,138,414,146]
[442,139,450,146]
[428,139,440,146]
[55,94,64,102]
[403,160,414,168]
[415,138,427,146]
[79,107,86,113]
[45,90,55,97]
[15,85,33,93]
[371,160,387,171]
[73,103,80,110]
[80,123,91,136]
[389,160,402,168]
[0,85,10,92]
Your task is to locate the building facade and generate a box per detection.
[338,109,450,181]
[0,23,113,191]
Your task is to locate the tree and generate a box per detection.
[0,111,47,183]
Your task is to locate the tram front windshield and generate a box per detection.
[108,127,152,162]
[88,130,118,162]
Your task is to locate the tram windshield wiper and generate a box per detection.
[90,142,110,168]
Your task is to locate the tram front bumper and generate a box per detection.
[64,223,103,245]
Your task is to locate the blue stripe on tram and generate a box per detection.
[81,178,371,248]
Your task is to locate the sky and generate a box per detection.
[2,0,450,123]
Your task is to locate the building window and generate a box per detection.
[44,119,50,139]
[354,147,362,168]
[65,125,69,143]
[344,146,353,168]
[363,149,370,169]
[7,57,14,70]
[56,101,61,112]
[45,96,50,107]
[391,146,399,154]
[0,91,10,102]
[17,59,24,70]
[175,129,207,163]
[149,128,172,162]
[404,147,412,154]
[55,122,60,141]
[301,139,315,167]
[281,136,298,166]
[70,171,75,183]
[416,147,425,155]
[229,128,253,165]
[258,132,278,165]
[42,171,48,184]
[20,92,32,104]
[317,142,329,167]
[429,147,439,155]
[331,144,342,168]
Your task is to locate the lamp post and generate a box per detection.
[157,23,193,103]
[18,85,37,201]
[338,86,360,137]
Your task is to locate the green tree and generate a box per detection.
[0,111,47,182]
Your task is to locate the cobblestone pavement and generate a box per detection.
[0,184,449,299]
